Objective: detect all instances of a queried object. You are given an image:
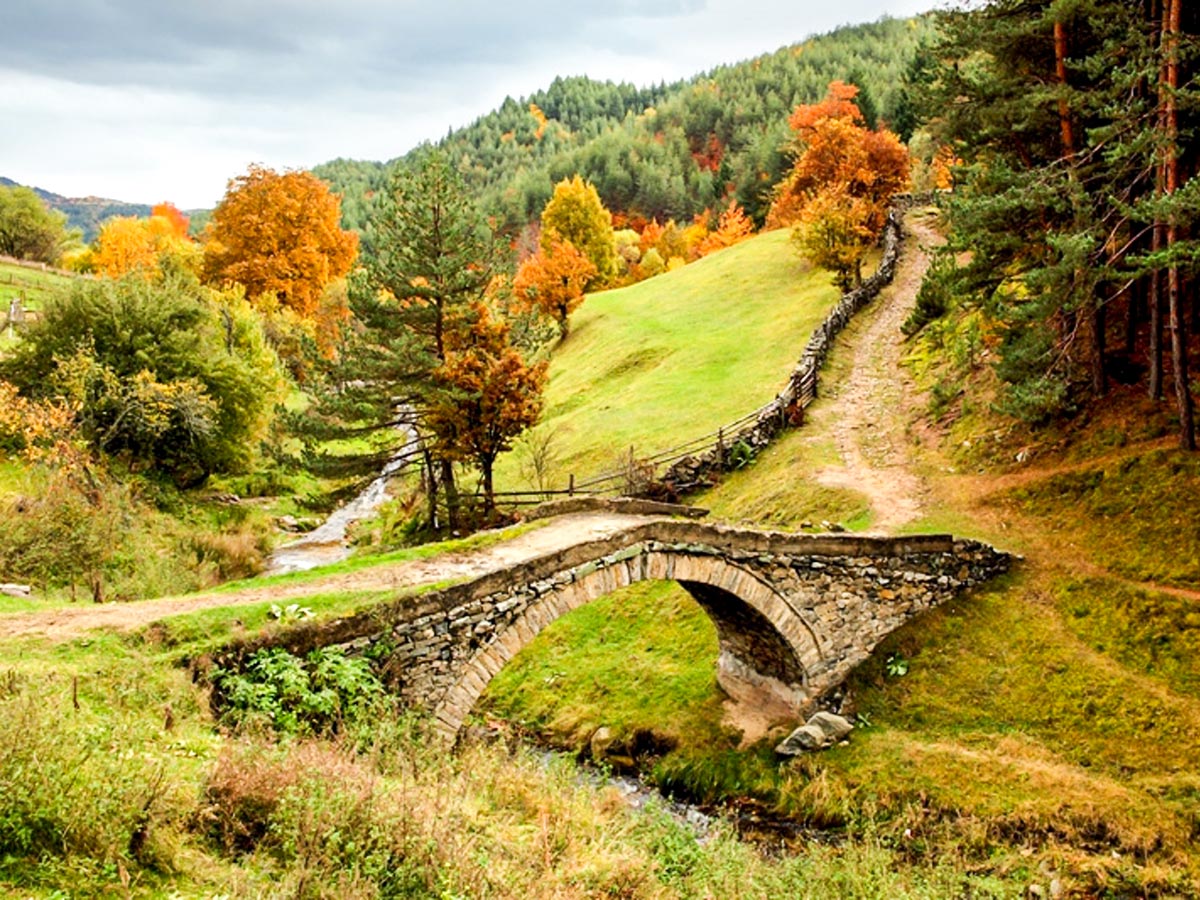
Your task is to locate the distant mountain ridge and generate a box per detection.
[315,15,931,238]
[0,176,156,243]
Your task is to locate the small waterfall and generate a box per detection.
[267,414,421,575]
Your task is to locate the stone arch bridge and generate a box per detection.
[212,518,1009,742]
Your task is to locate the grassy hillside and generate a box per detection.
[0,259,75,313]
[483,228,1200,896]
[495,230,841,490]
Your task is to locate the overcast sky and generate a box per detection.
[3,0,934,209]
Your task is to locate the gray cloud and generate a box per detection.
[2,0,931,207]
[9,1,707,98]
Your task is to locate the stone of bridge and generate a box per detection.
[215,521,1009,743]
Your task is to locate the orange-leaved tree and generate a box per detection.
[767,81,910,285]
[696,203,755,257]
[513,235,597,338]
[426,303,547,517]
[151,202,190,238]
[202,165,358,319]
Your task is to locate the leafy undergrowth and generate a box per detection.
[0,622,1020,898]
[493,229,841,489]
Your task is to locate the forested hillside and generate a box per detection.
[906,0,1200,449]
[316,15,931,236]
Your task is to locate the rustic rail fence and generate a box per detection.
[492,206,907,508]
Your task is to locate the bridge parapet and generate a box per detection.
[209,523,1010,742]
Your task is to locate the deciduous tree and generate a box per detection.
[151,202,190,238]
[696,203,755,257]
[0,185,74,264]
[767,83,910,234]
[426,303,547,516]
[792,188,874,289]
[1,275,286,483]
[202,165,358,319]
[513,236,596,337]
[540,176,617,289]
[766,81,909,285]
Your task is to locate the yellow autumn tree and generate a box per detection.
[540,176,617,290]
[792,187,876,289]
[202,165,358,319]
[767,81,910,287]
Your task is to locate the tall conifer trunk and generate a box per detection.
[1163,0,1195,448]
[1056,16,1106,394]
[1147,0,1166,400]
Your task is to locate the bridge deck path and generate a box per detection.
[0,512,663,642]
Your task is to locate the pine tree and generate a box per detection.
[913,0,1199,439]
[309,152,507,529]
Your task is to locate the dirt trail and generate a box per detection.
[0,512,657,641]
[813,215,939,531]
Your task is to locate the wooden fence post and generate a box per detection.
[568,474,575,497]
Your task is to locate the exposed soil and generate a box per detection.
[0,512,657,641]
[813,215,939,532]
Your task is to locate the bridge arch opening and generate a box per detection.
[432,550,825,742]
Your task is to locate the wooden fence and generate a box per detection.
[492,207,906,508]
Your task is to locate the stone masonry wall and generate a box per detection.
[208,521,1010,739]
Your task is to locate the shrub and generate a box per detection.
[0,688,175,870]
[0,274,287,483]
[0,473,127,599]
[188,526,271,582]
[212,647,386,737]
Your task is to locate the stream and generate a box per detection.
[531,746,843,855]
[267,414,422,575]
